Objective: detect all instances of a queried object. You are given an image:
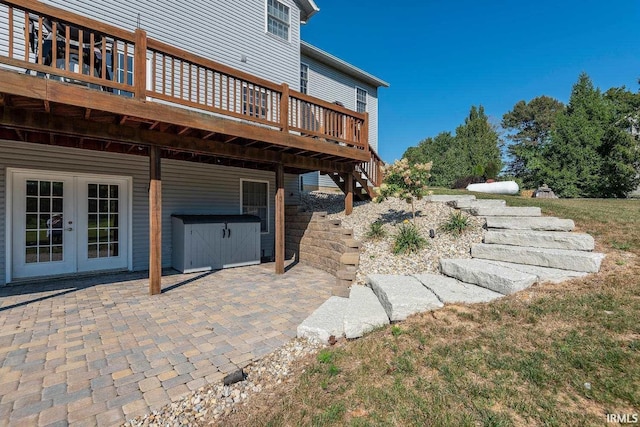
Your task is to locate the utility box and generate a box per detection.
[171,215,261,273]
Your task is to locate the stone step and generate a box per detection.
[413,273,503,304]
[366,275,443,321]
[485,216,575,232]
[427,194,476,203]
[340,252,360,266]
[344,286,390,339]
[470,206,542,217]
[482,260,589,284]
[471,243,605,273]
[449,199,506,209]
[484,230,595,251]
[439,258,538,295]
[297,296,349,343]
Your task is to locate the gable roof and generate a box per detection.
[296,0,320,23]
[300,41,390,88]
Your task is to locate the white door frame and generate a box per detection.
[5,168,133,284]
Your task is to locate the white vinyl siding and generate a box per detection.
[300,54,381,190]
[0,141,302,284]
[31,0,302,88]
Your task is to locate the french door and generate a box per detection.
[11,170,129,280]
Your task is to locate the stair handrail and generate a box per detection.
[357,146,384,188]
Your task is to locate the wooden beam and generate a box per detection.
[134,29,147,100]
[84,108,92,119]
[43,100,50,113]
[0,70,370,162]
[275,163,285,275]
[149,146,162,295]
[345,171,354,216]
[0,107,356,174]
[178,126,190,135]
[119,116,129,125]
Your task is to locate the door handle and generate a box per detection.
[65,227,73,231]
[228,228,231,238]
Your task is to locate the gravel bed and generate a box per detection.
[301,191,486,284]
[122,191,484,426]
[123,339,323,426]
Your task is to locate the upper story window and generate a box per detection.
[356,87,367,113]
[267,0,290,41]
[300,63,309,94]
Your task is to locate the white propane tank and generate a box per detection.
[466,181,519,195]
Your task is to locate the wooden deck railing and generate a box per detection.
[0,0,370,153]
[357,145,384,187]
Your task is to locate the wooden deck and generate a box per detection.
[0,0,384,292]
[0,0,382,179]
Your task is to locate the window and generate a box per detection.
[356,87,367,113]
[242,86,268,119]
[241,180,269,233]
[300,63,309,94]
[267,0,290,41]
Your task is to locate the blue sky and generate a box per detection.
[301,0,640,163]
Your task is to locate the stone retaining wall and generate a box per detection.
[285,205,360,297]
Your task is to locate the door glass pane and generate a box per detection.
[87,183,120,259]
[25,180,64,264]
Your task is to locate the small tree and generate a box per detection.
[375,159,432,222]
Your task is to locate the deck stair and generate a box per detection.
[297,195,606,344]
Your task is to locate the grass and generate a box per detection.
[393,222,428,254]
[218,192,640,427]
[440,210,471,237]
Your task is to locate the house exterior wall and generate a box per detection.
[33,0,302,88]
[301,54,380,190]
[0,141,300,285]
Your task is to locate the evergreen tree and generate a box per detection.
[540,73,610,197]
[402,106,502,188]
[540,74,640,197]
[502,96,564,187]
[454,105,503,179]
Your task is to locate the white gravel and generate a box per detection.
[301,191,486,284]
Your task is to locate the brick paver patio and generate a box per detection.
[0,263,334,426]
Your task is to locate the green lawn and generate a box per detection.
[217,194,640,427]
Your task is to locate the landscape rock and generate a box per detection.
[439,258,538,295]
[367,274,443,321]
[471,243,605,273]
[484,230,595,251]
[343,285,390,339]
[296,296,348,343]
[485,216,575,232]
[413,273,503,303]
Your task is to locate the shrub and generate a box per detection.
[441,211,470,237]
[393,222,427,254]
[375,159,433,222]
[366,221,387,240]
[452,175,484,189]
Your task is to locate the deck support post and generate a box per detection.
[345,169,354,216]
[149,146,162,295]
[275,163,285,275]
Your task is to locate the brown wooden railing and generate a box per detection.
[357,145,384,187]
[0,0,370,152]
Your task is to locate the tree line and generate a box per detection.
[403,73,640,198]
